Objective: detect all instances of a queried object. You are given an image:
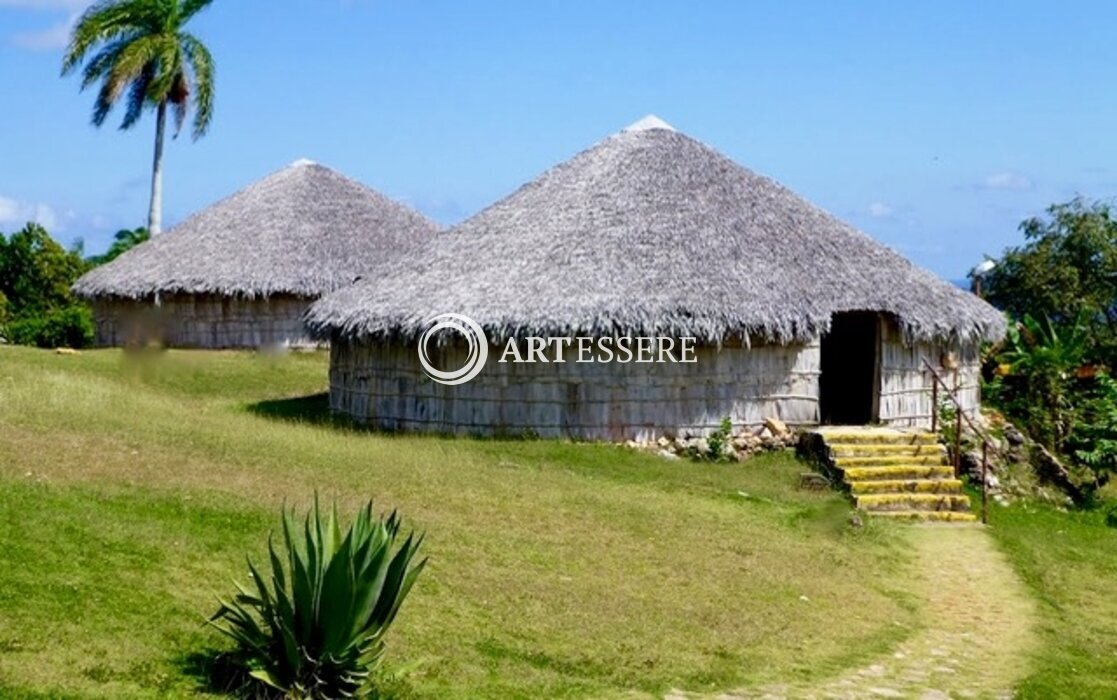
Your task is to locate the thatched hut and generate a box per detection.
[306,117,1005,439]
[74,160,439,348]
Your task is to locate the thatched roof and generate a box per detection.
[74,160,440,300]
[306,117,1006,345]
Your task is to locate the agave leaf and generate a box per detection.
[211,497,426,699]
[319,530,361,655]
[368,534,421,626]
[248,667,288,692]
[348,538,393,640]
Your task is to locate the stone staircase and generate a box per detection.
[805,427,976,522]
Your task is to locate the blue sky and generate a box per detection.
[1,0,1114,279]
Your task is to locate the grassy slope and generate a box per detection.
[0,348,920,699]
[987,503,1117,699]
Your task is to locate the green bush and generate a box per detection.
[211,497,426,699]
[0,223,92,348]
[1070,373,1117,482]
[687,417,735,462]
[4,304,93,348]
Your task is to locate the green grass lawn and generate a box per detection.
[987,502,1117,699]
[5,347,1115,698]
[0,347,921,699]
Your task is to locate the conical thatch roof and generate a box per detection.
[74,160,440,300]
[306,117,1005,345]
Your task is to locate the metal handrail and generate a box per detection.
[922,358,997,524]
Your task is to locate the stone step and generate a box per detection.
[856,493,972,512]
[815,429,938,445]
[828,443,948,458]
[849,479,964,495]
[842,465,956,481]
[869,511,979,523]
[835,454,945,467]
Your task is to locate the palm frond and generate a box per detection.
[62,0,162,75]
[91,78,117,127]
[79,35,133,90]
[120,65,155,130]
[106,33,168,92]
[179,0,216,22]
[180,32,214,139]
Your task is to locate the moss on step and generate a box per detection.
[869,511,979,522]
[835,454,945,467]
[849,479,963,495]
[843,465,956,481]
[814,430,938,445]
[828,443,947,458]
[856,493,972,512]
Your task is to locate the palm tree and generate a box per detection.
[62,0,216,236]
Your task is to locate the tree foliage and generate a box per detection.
[0,223,93,348]
[983,197,1117,363]
[86,227,150,266]
[986,312,1090,452]
[982,201,1117,497]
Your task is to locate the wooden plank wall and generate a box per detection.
[877,320,982,428]
[329,338,822,441]
[90,294,322,349]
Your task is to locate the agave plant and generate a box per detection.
[211,498,426,698]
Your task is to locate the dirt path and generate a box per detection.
[669,524,1038,700]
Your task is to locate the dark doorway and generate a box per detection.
[820,312,880,425]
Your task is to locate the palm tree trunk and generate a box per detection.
[147,100,167,235]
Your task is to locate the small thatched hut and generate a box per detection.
[306,117,1005,439]
[74,160,439,348]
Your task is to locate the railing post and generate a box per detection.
[953,404,962,478]
[981,440,989,525]
[931,379,939,433]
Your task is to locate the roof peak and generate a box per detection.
[621,114,676,133]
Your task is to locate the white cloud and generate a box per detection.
[1,0,90,51]
[0,195,61,231]
[0,0,89,9]
[867,201,895,218]
[12,17,72,49]
[982,172,1033,191]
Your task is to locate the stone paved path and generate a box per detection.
[667,524,1038,700]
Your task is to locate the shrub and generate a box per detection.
[4,304,93,348]
[687,417,735,462]
[1106,503,1117,530]
[210,498,427,699]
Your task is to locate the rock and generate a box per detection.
[763,416,789,436]
[54,347,80,356]
[961,449,985,477]
[1034,445,1087,504]
[656,436,671,448]
[758,426,774,440]
[849,513,864,529]
[799,472,830,490]
[657,449,679,460]
[624,440,639,449]
[1005,425,1026,446]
